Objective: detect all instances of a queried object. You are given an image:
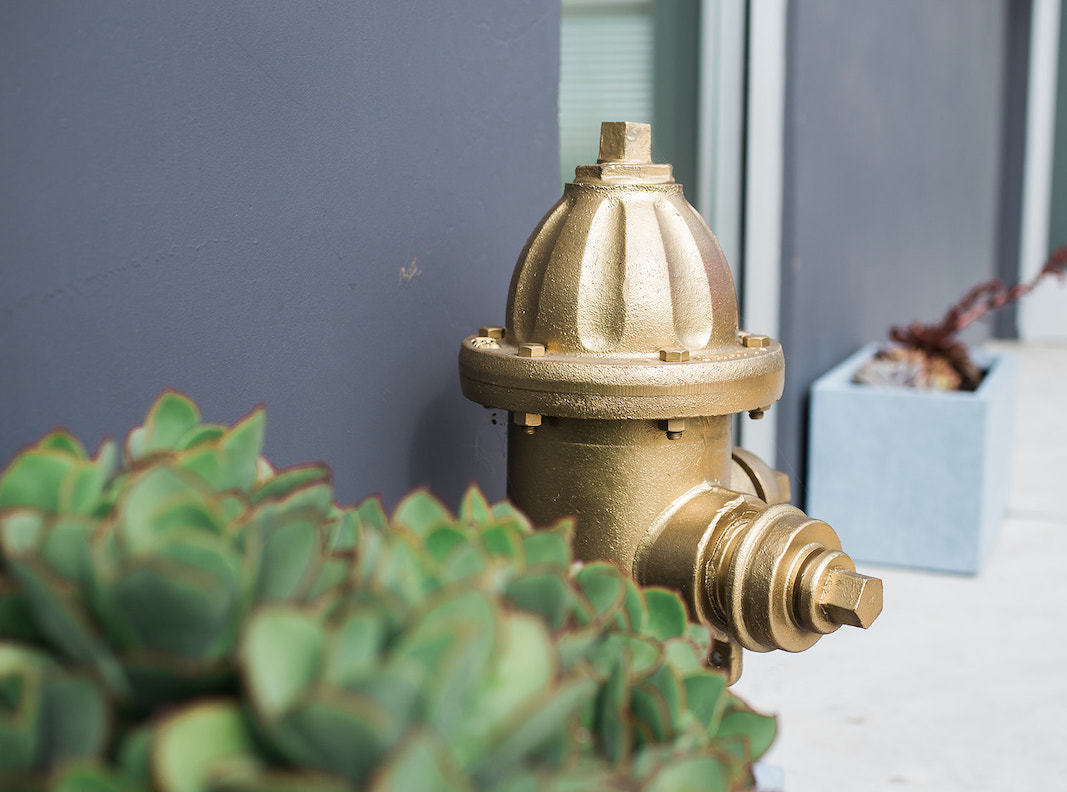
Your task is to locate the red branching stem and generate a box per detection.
[887,244,1067,390]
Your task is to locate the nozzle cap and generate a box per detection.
[820,568,883,629]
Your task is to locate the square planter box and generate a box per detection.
[806,343,1016,574]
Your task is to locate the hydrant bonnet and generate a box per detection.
[459,121,785,420]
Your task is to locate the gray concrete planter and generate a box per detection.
[806,344,1016,574]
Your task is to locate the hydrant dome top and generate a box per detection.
[506,122,740,356]
[458,121,784,419]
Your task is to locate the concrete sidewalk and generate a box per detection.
[735,342,1067,791]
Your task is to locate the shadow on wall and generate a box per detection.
[407,378,507,510]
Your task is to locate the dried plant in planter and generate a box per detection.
[854,245,1067,391]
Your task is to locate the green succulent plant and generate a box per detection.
[0,393,339,708]
[0,393,775,792]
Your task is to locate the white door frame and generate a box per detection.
[698,0,788,462]
[1019,0,1066,341]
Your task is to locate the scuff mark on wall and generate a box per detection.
[399,256,420,288]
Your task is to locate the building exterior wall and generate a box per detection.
[0,2,560,508]
[776,0,1015,500]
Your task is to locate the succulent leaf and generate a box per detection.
[463,612,556,740]
[355,496,388,534]
[118,654,233,708]
[594,654,632,764]
[641,753,732,792]
[392,490,453,538]
[487,501,532,533]
[644,588,688,641]
[217,410,266,493]
[37,431,88,460]
[142,392,202,456]
[663,637,704,675]
[2,542,128,698]
[715,699,776,762]
[325,507,360,554]
[116,723,153,786]
[1,511,48,563]
[575,563,627,625]
[0,451,75,514]
[480,523,526,563]
[637,666,684,739]
[621,579,649,633]
[631,680,670,744]
[107,553,239,659]
[250,466,331,506]
[0,652,44,771]
[58,454,111,516]
[686,622,713,658]
[505,573,572,630]
[279,696,398,783]
[370,732,473,792]
[519,530,572,570]
[113,467,213,554]
[243,486,333,602]
[0,581,42,645]
[438,541,488,583]
[37,670,110,768]
[322,607,387,687]
[0,643,109,774]
[458,486,492,528]
[174,425,227,452]
[473,675,597,783]
[208,770,351,792]
[586,633,662,681]
[397,591,497,735]
[555,627,601,671]
[424,526,469,563]
[49,763,149,792]
[151,701,265,792]
[371,528,435,605]
[240,608,323,721]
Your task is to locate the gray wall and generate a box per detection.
[0,2,560,509]
[777,0,1019,501]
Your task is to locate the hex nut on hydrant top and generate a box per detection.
[458,121,881,683]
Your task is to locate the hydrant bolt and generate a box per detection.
[664,418,687,440]
[659,348,690,362]
[513,412,542,430]
[517,342,545,358]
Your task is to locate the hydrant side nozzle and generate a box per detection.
[636,488,884,655]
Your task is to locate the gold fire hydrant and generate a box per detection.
[459,122,881,683]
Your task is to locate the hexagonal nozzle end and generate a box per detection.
[820,568,883,629]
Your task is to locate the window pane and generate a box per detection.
[559,2,655,186]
